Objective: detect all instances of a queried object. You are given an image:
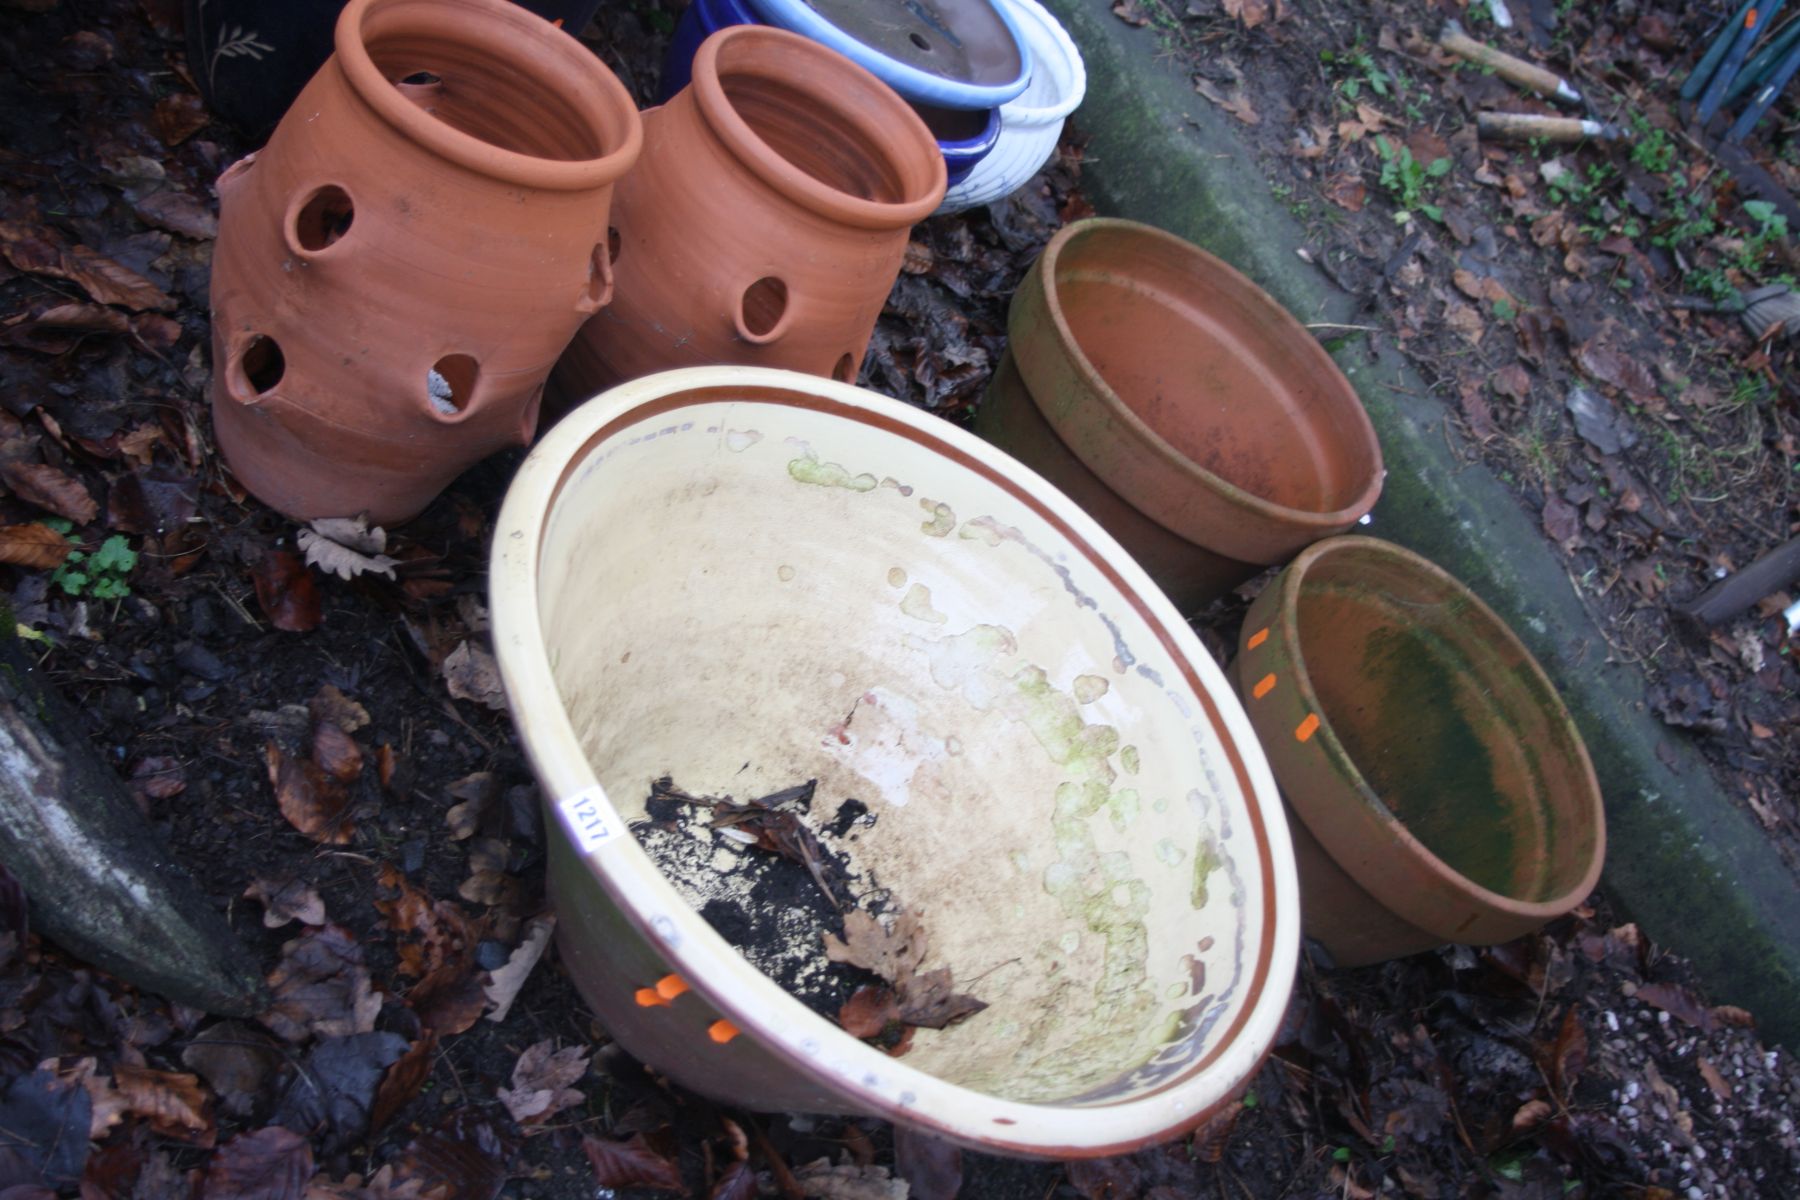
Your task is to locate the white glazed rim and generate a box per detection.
[997,0,1086,124]
[490,366,1299,1157]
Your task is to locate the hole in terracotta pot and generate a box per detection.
[718,73,907,204]
[582,243,611,308]
[832,352,855,383]
[607,226,621,265]
[428,354,479,417]
[235,334,285,398]
[909,31,931,51]
[292,185,354,252]
[399,70,442,86]
[738,277,788,340]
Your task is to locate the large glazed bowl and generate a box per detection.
[939,0,1087,212]
[490,366,1299,1157]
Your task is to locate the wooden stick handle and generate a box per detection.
[1441,21,1581,101]
[1476,112,1611,142]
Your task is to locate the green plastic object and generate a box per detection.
[1684,0,1758,100]
[1727,16,1800,102]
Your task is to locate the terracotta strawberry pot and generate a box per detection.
[975,218,1385,610]
[551,26,945,401]
[1233,536,1606,967]
[490,365,1300,1157]
[209,0,642,524]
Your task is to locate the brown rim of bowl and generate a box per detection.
[690,25,947,230]
[1034,217,1386,536]
[1272,536,1606,923]
[336,0,643,192]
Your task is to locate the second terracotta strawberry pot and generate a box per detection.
[1233,536,1606,966]
[551,25,946,401]
[975,218,1385,610]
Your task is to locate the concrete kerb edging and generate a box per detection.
[1039,0,1800,1046]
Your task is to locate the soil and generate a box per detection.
[0,1,1797,1199]
[630,778,883,1023]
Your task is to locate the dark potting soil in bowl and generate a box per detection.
[629,777,886,1022]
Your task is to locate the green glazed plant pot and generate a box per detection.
[490,365,1300,1157]
[976,218,1384,611]
[1232,536,1606,967]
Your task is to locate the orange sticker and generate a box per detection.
[655,974,689,1001]
[1252,673,1277,699]
[1247,627,1269,650]
[635,987,669,1008]
[708,1019,740,1045]
[1295,714,1320,742]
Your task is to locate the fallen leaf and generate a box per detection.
[105,468,197,535]
[1697,1056,1733,1100]
[442,641,506,710]
[445,772,498,839]
[299,517,398,581]
[1576,332,1657,398]
[1444,301,1485,345]
[1636,981,1718,1031]
[1542,494,1582,547]
[0,522,72,569]
[1222,0,1271,28]
[273,1031,409,1155]
[484,913,555,1023]
[131,189,218,240]
[153,92,210,144]
[838,985,899,1039]
[251,551,323,632]
[791,1161,907,1200]
[1546,1006,1588,1100]
[370,1031,437,1136]
[59,243,175,311]
[1512,1098,1553,1131]
[246,875,328,928]
[497,1041,589,1128]
[1565,386,1638,455]
[584,1132,685,1193]
[1194,77,1260,125]
[1491,363,1532,402]
[1067,1156,1142,1200]
[266,741,354,845]
[261,924,383,1043]
[129,755,187,803]
[310,684,371,733]
[1325,172,1368,212]
[0,302,132,351]
[709,1160,757,1200]
[0,1068,90,1186]
[897,967,987,1029]
[182,1020,283,1119]
[0,460,98,524]
[392,1108,517,1200]
[1110,0,1149,25]
[312,721,364,784]
[893,1126,961,1200]
[111,1065,213,1143]
[200,1126,312,1200]
[823,908,984,1032]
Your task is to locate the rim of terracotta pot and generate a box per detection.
[689,25,947,230]
[490,366,1300,1158]
[334,0,642,192]
[1013,218,1385,564]
[1265,536,1606,938]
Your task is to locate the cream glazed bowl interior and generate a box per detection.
[489,366,1299,1158]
